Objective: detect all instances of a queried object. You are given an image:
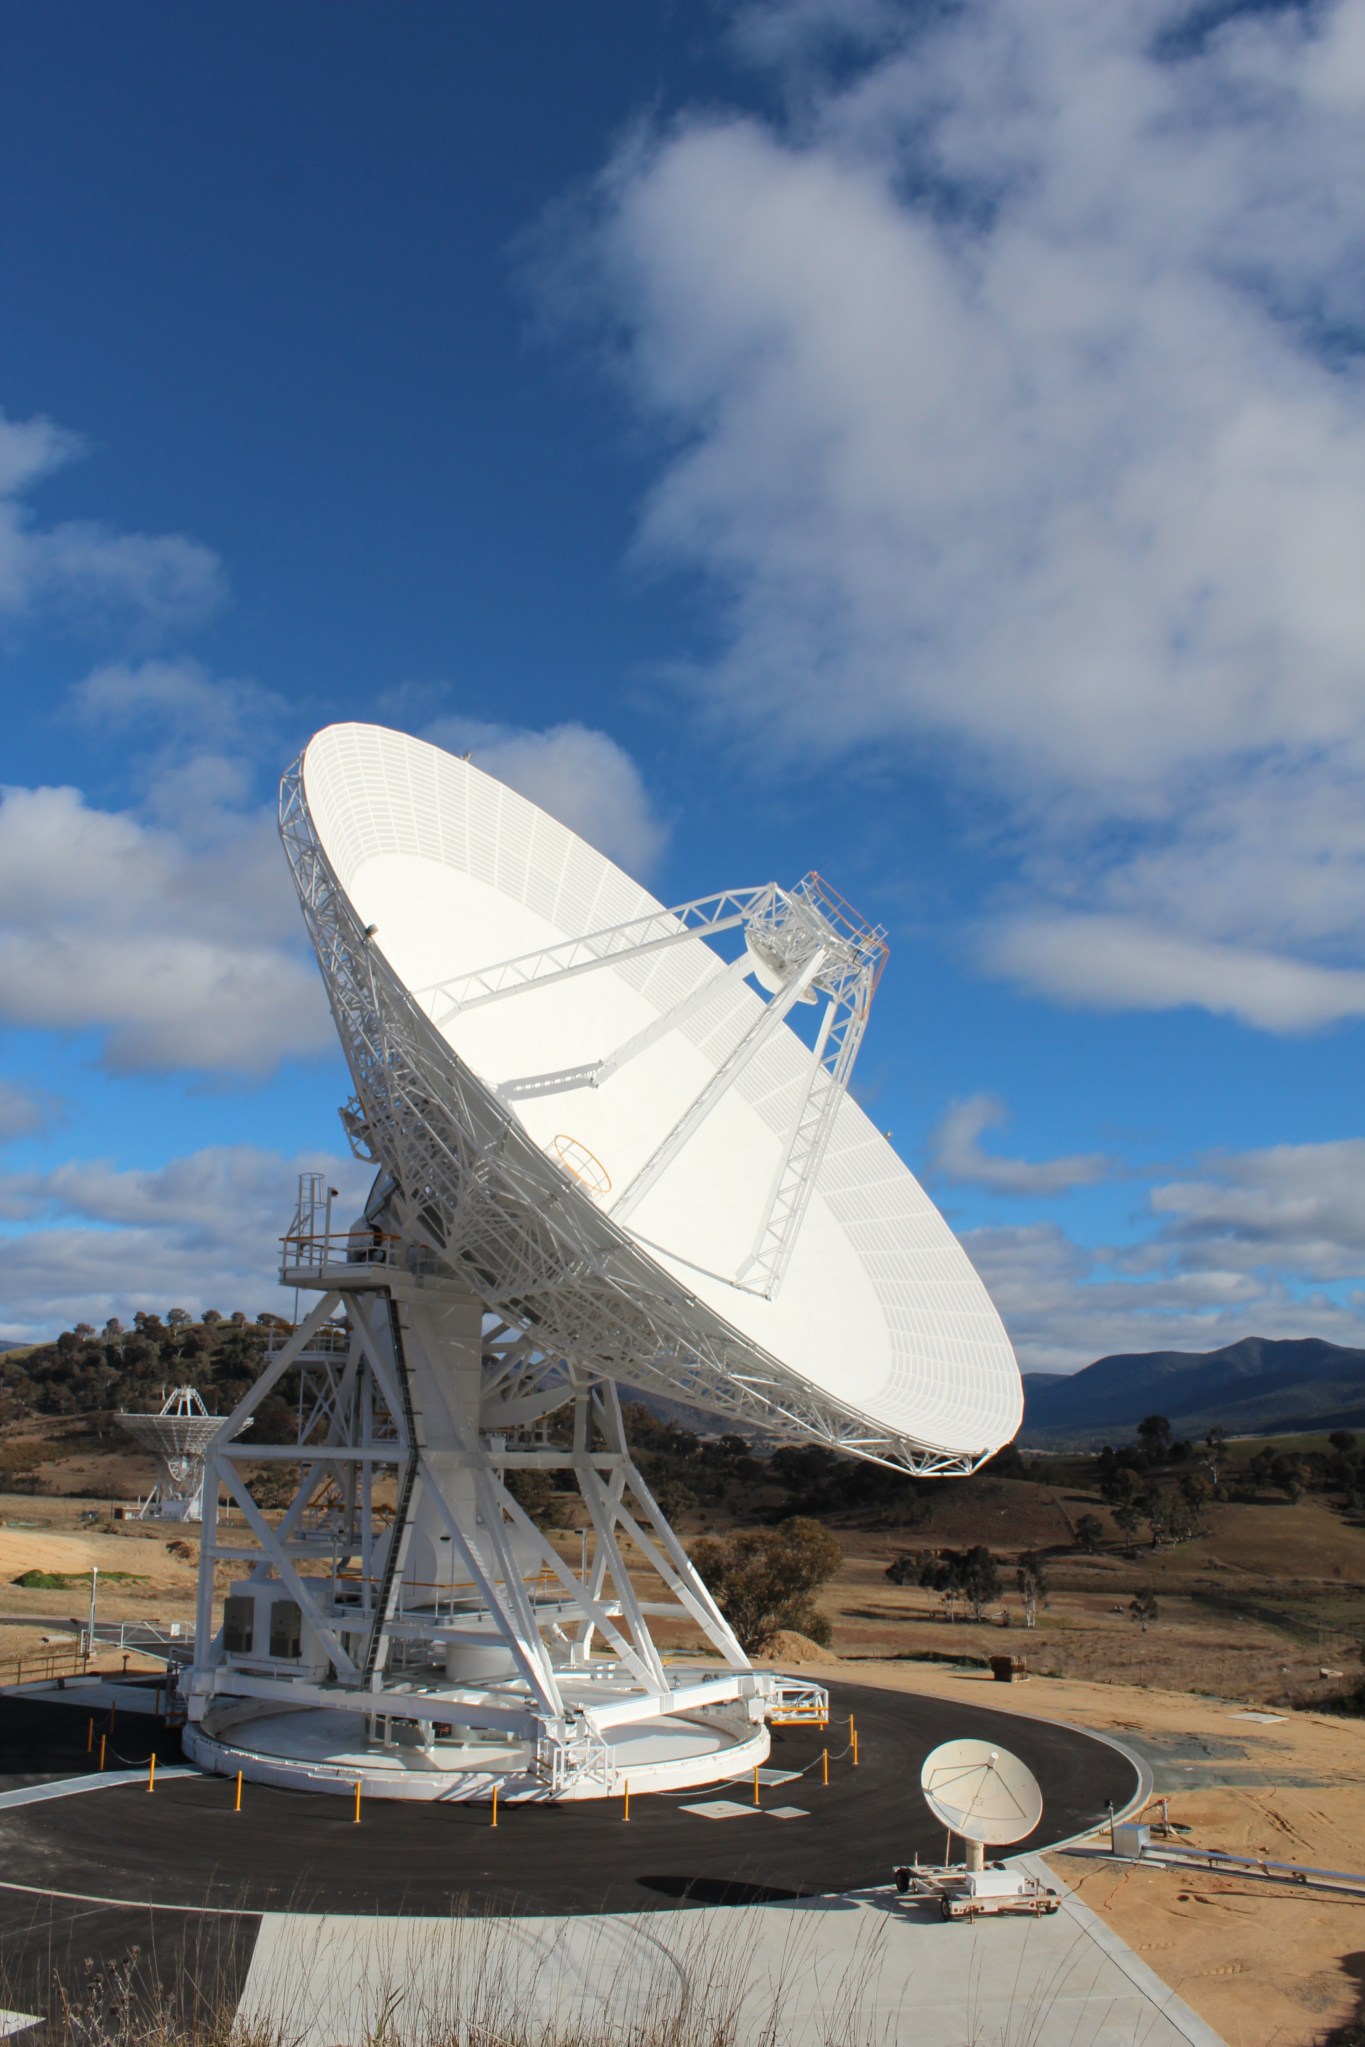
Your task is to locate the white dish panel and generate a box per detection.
[297,724,1022,1462]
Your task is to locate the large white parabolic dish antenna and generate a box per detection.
[283,723,1021,1474]
[921,1739,1044,1846]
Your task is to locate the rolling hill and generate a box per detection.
[1020,1335,1365,1446]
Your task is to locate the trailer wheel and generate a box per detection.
[894,1868,910,1894]
[939,1897,953,1920]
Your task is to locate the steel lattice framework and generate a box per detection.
[279,755,983,1478]
[116,1385,243,1521]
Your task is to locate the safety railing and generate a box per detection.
[767,1674,831,1725]
[279,1229,439,1285]
[0,1638,89,1690]
[534,1719,612,1795]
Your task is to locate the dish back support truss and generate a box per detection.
[416,874,886,1301]
[280,757,978,1479]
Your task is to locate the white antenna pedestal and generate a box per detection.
[115,1386,242,1523]
[181,717,1020,1806]
[184,1207,826,1802]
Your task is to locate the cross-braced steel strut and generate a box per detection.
[609,945,828,1227]
[418,886,780,1025]
[412,871,888,1300]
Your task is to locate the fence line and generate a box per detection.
[1190,1587,1359,1655]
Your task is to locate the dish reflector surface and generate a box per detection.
[921,1739,1043,1845]
[294,723,1021,1466]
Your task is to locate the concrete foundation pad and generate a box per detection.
[238,1861,1224,2047]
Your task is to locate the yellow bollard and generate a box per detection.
[753,1763,760,1808]
[234,1769,243,1813]
[852,1729,860,1768]
[354,1780,362,1824]
[98,1733,106,1771]
[86,1717,94,1754]
[822,1747,829,1786]
[147,1753,156,1793]
[623,1779,630,1823]
[491,1783,498,1829]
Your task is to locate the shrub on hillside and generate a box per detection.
[690,1517,842,1653]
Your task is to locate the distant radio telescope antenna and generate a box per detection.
[181,723,1022,1807]
[115,1386,242,1523]
[921,1738,1043,1871]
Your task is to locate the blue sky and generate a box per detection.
[2,0,1363,1368]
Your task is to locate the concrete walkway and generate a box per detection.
[0,1765,192,1810]
[239,1854,1224,2047]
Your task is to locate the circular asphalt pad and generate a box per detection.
[0,1680,1139,1919]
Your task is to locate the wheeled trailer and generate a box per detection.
[893,1862,1061,1920]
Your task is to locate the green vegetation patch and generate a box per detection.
[11,1568,146,1589]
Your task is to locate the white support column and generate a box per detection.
[593,1382,749,1669]
[192,1290,344,1676]
[409,1458,566,1715]
[737,993,836,1285]
[194,1450,222,1656]
[214,1292,343,1442]
[610,946,828,1226]
[613,1484,749,1670]
[487,1462,668,1698]
[573,1459,670,1696]
[423,885,776,1024]
[593,950,754,1087]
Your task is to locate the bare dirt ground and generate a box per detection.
[5,1484,1365,2040]
[775,1655,1365,2047]
[0,1496,205,1682]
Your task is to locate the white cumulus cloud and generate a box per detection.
[0,408,226,634]
[542,0,1365,1031]
[1150,1138,1365,1284]
[0,651,340,1077]
[422,716,668,878]
[987,916,1365,1034]
[0,776,331,1077]
[959,1133,1365,1372]
[0,1144,372,1341]
[929,1093,1110,1195]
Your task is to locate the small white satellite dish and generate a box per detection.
[921,1738,1043,1847]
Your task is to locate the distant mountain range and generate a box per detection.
[1020,1336,1365,1446]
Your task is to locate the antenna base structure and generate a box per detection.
[892,1739,1060,1919]
[182,720,1022,1803]
[115,1386,241,1523]
[184,1177,826,1802]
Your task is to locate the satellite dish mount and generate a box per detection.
[180,726,1019,1806]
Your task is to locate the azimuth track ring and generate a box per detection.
[0,1683,1140,1922]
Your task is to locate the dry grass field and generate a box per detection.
[4,1459,1365,2046]
[5,1449,1365,1707]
